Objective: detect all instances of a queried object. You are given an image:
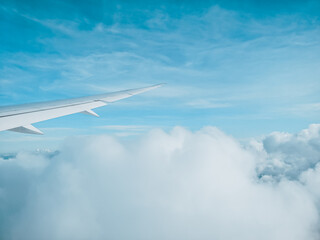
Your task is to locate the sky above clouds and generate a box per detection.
[0,0,320,150]
[1,1,320,239]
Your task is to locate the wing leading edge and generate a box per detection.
[0,84,163,134]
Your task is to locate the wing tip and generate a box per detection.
[152,83,166,88]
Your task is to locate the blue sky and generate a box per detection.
[0,0,320,151]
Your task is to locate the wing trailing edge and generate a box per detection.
[0,83,164,134]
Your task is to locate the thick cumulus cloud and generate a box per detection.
[1,125,320,240]
[254,124,320,181]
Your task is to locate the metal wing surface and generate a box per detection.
[0,84,163,134]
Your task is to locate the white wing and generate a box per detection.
[0,84,163,134]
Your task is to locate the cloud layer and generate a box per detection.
[1,125,320,239]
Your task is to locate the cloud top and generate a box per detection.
[1,125,320,239]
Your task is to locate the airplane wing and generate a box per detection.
[0,84,163,134]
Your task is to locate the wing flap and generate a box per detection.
[81,109,99,117]
[9,125,44,135]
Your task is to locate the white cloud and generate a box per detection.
[1,125,320,239]
[97,125,149,131]
[186,98,232,109]
[97,125,152,137]
[253,124,320,181]
[284,103,320,117]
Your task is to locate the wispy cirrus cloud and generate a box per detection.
[186,98,232,109]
